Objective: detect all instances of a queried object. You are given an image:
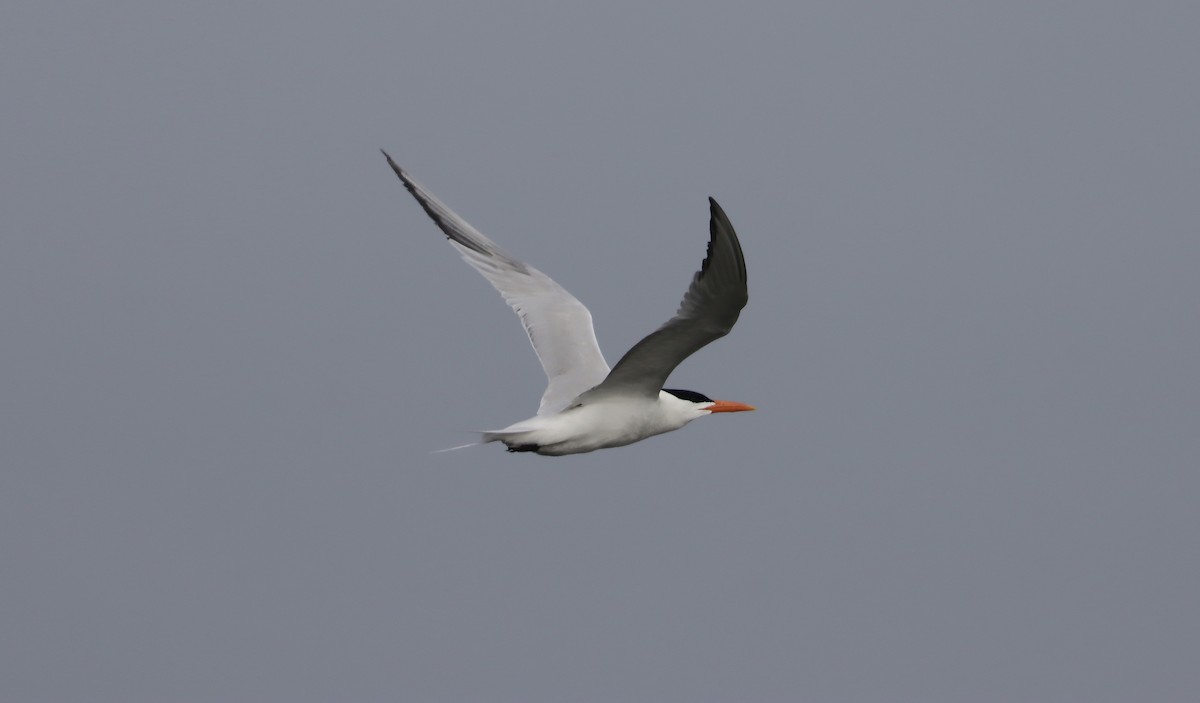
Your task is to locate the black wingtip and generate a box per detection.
[381,149,402,174]
[380,150,419,195]
[704,195,748,285]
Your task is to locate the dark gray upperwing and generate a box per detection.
[594,197,748,397]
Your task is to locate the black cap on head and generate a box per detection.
[663,388,714,403]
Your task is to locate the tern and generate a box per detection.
[383,151,754,455]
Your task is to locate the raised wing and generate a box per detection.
[595,197,748,396]
[382,151,610,414]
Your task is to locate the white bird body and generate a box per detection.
[383,151,754,455]
[485,391,721,456]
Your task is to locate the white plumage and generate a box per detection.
[383,151,753,455]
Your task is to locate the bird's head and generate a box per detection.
[663,388,756,421]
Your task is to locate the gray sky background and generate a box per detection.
[3,2,1198,701]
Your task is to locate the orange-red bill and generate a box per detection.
[708,399,756,413]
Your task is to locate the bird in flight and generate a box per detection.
[383,151,753,455]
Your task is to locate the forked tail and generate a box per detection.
[430,441,483,454]
[481,428,545,453]
[431,430,517,454]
